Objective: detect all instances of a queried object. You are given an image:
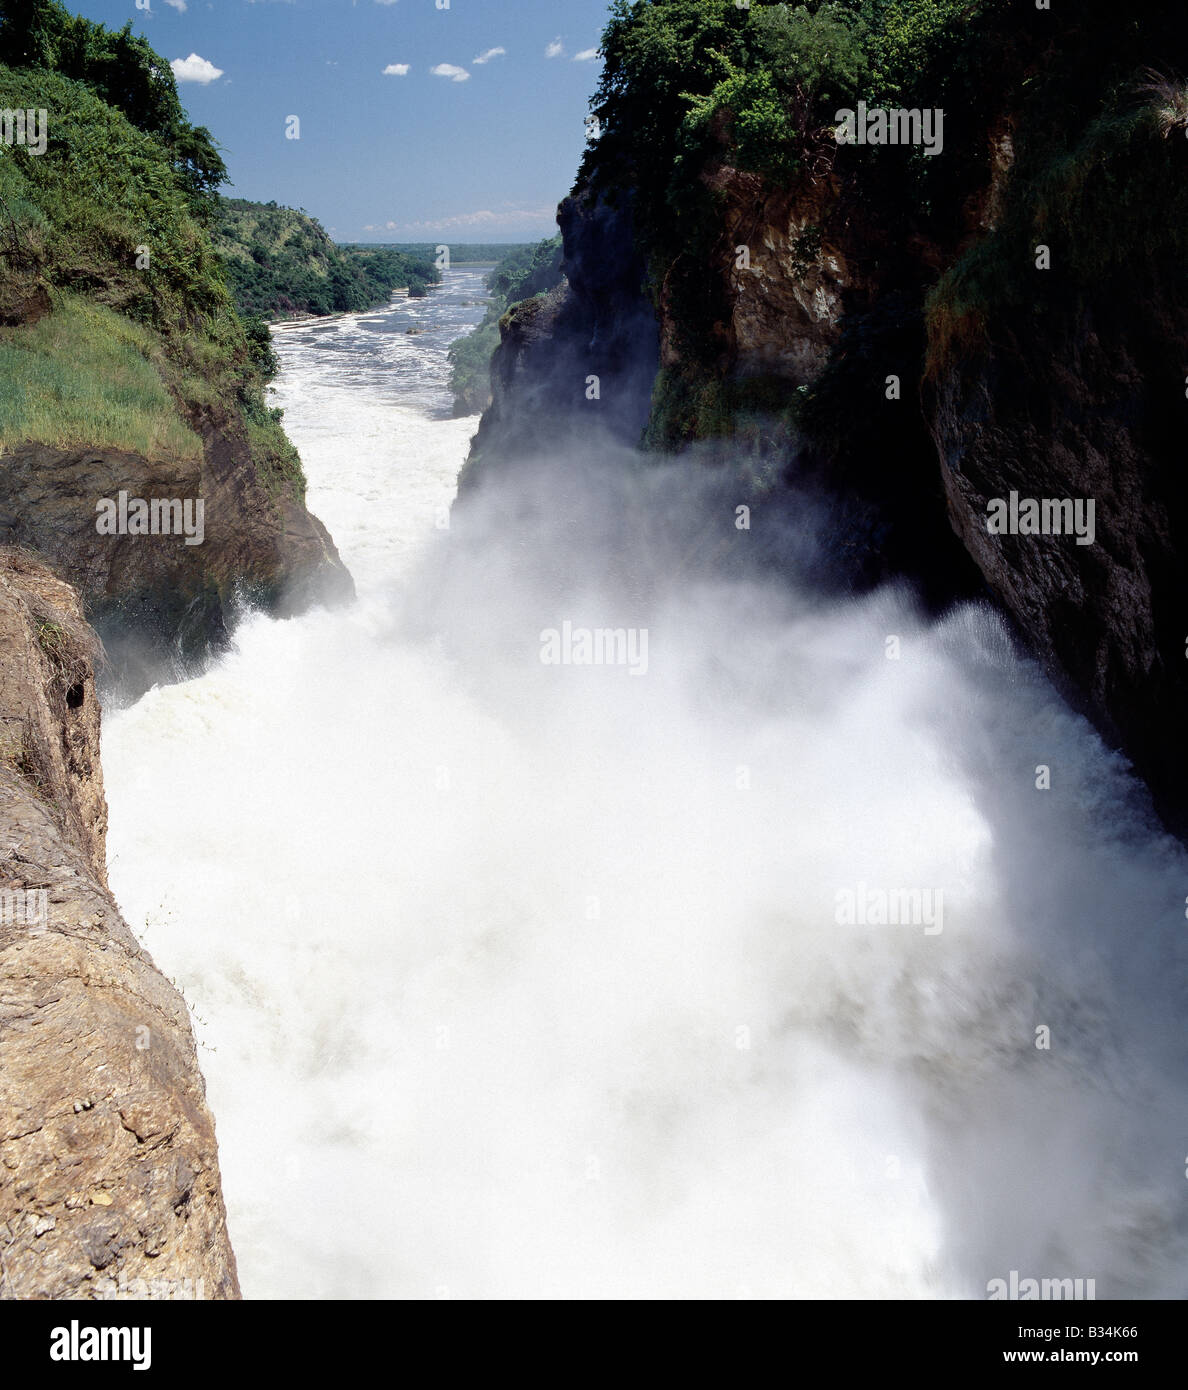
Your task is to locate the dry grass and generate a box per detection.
[1137,68,1188,139]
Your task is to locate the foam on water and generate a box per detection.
[103,269,1188,1299]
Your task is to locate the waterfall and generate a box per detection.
[103,268,1188,1299]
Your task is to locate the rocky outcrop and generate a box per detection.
[693,160,862,387]
[458,189,659,488]
[0,551,238,1299]
[0,419,352,698]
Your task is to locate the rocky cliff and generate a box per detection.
[0,53,354,697]
[0,420,350,700]
[463,1,1188,834]
[0,0,360,1299]
[0,552,238,1299]
[458,190,658,491]
[923,90,1188,833]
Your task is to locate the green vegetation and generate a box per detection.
[215,200,439,320]
[0,0,315,498]
[241,392,306,497]
[0,0,226,222]
[384,242,534,264]
[0,293,203,460]
[483,238,565,303]
[35,618,68,659]
[644,364,807,453]
[341,244,436,299]
[447,235,564,414]
[0,63,233,331]
[447,319,501,416]
[586,0,1000,220]
[927,98,1188,371]
[924,9,1188,377]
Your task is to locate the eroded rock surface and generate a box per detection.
[0,552,238,1299]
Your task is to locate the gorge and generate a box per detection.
[101,269,1188,1299]
[2,0,1188,1306]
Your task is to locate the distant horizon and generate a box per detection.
[219,195,552,251]
[343,240,544,248]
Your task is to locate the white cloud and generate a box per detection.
[545,38,564,59]
[472,47,506,65]
[573,48,599,62]
[383,63,410,76]
[430,63,470,83]
[170,53,223,84]
[164,0,187,12]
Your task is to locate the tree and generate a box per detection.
[0,0,228,221]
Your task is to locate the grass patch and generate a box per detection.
[35,618,68,661]
[0,293,203,460]
[241,399,306,500]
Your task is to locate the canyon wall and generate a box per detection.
[465,3,1188,833]
[0,553,238,1299]
[0,422,351,699]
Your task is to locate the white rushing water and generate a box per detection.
[104,268,1188,1299]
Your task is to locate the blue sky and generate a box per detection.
[74,0,614,243]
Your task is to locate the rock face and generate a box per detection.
[458,189,659,488]
[463,160,976,600]
[702,164,854,385]
[0,553,238,1299]
[925,260,1188,834]
[0,421,352,699]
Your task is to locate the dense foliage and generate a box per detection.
[574,0,1188,453]
[0,0,226,221]
[582,1,1004,270]
[0,18,301,495]
[447,236,564,415]
[0,65,231,329]
[215,200,439,320]
[385,243,535,265]
[484,238,565,304]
